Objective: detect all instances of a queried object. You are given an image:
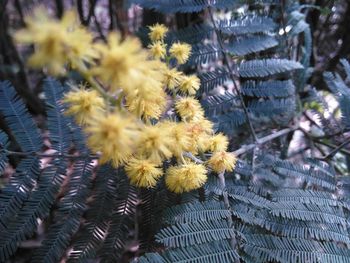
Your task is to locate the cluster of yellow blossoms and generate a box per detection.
[15,10,237,193]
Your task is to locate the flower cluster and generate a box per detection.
[15,10,237,193]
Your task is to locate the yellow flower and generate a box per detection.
[169,42,191,64]
[158,121,191,158]
[207,133,229,152]
[63,87,105,125]
[86,113,140,167]
[125,157,163,188]
[175,97,204,121]
[185,119,214,154]
[148,41,167,59]
[125,76,167,120]
[148,23,168,42]
[15,9,96,75]
[136,125,173,164]
[179,75,200,95]
[162,67,183,90]
[91,32,147,92]
[207,151,237,173]
[165,163,207,193]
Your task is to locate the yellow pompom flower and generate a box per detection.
[86,113,140,167]
[179,75,200,95]
[91,32,147,92]
[185,119,214,154]
[136,125,173,164]
[126,76,167,120]
[158,121,191,158]
[63,87,105,125]
[148,23,168,42]
[175,97,204,121]
[15,9,96,75]
[165,163,207,193]
[207,151,237,173]
[125,157,163,188]
[162,67,183,90]
[207,133,229,152]
[169,42,191,64]
[148,41,167,60]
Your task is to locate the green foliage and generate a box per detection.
[0,80,137,263]
[139,156,350,262]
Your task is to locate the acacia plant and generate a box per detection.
[0,1,350,262]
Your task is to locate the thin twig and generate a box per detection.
[2,149,98,159]
[208,8,258,143]
[319,137,350,160]
[217,171,237,250]
[233,126,298,156]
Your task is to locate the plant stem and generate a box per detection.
[208,8,258,143]
[2,149,99,159]
[234,126,298,156]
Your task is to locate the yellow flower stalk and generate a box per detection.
[136,125,173,164]
[148,41,167,60]
[15,9,96,75]
[86,113,140,167]
[175,97,204,121]
[165,163,207,193]
[162,67,183,90]
[91,32,148,92]
[125,157,163,188]
[63,87,105,125]
[207,151,237,173]
[148,23,168,42]
[169,42,191,64]
[179,75,200,95]
[207,133,229,152]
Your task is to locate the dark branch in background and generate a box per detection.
[77,0,88,25]
[55,0,64,18]
[14,0,25,25]
[208,8,258,143]
[2,149,98,160]
[85,0,97,26]
[233,126,298,156]
[0,1,44,115]
[319,137,350,160]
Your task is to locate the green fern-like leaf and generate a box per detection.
[241,80,295,98]
[218,16,277,35]
[0,132,8,174]
[164,200,231,224]
[139,240,239,263]
[226,35,278,56]
[32,160,94,263]
[156,219,235,248]
[243,234,350,263]
[238,59,303,78]
[0,81,43,152]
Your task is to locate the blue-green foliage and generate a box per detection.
[0,82,43,247]
[0,132,8,174]
[218,16,277,35]
[133,0,237,13]
[0,79,137,263]
[324,67,350,129]
[226,35,278,56]
[139,156,350,263]
[0,81,43,152]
